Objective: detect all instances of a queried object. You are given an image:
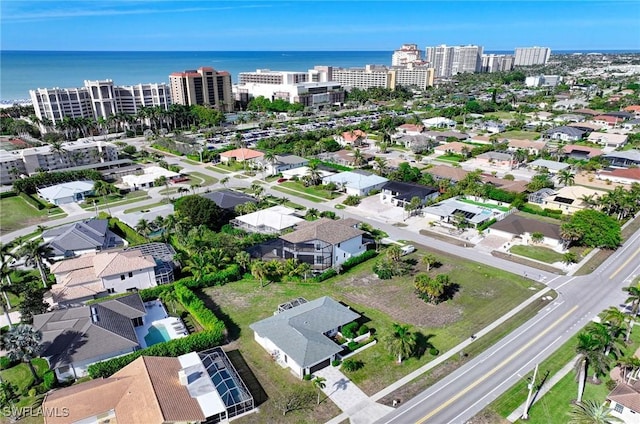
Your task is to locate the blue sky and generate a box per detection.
[1,1,639,51]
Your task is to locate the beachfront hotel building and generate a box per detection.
[331,64,434,90]
[425,44,484,78]
[234,67,345,109]
[169,67,234,112]
[514,47,551,66]
[481,54,515,73]
[0,139,118,184]
[29,80,171,130]
[392,44,423,66]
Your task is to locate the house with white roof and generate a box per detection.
[231,205,303,234]
[250,296,361,378]
[48,249,158,305]
[422,117,456,128]
[122,165,180,189]
[587,132,628,149]
[507,139,547,155]
[422,197,506,228]
[542,185,607,214]
[36,180,95,205]
[322,170,388,196]
[528,159,571,174]
[254,154,308,176]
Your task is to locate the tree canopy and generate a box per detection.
[174,195,225,230]
[561,210,621,249]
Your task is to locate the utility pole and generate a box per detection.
[522,363,539,420]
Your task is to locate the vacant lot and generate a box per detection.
[204,247,544,421]
[510,245,564,264]
[499,131,541,140]
[0,196,65,235]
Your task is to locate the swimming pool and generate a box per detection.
[144,324,172,346]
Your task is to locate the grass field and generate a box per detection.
[509,245,565,264]
[206,165,232,174]
[434,154,465,163]
[123,201,167,213]
[499,131,541,140]
[205,246,544,422]
[279,181,338,200]
[459,198,510,212]
[272,186,324,203]
[187,171,218,186]
[81,190,149,210]
[484,112,516,120]
[0,196,65,235]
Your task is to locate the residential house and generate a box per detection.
[231,205,303,234]
[399,134,435,152]
[568,122,604,132]
[255,154,308,176]
[322,170,388,196]
[597,168,640,185]
[559,144,603,160]
[424,164,470,183]
[41,349,255,423]
[380,181,439,207]
[34,293,146,380]
[250,296,361,378]
[121,166,181,190]
[481,174,528,193]
[573,108,600,117]
[543,126,589,142]
[623,118,640,130]
[474,151,514,170]
[424,130,469,143]
[604,111,634,121]
[36,180,95,205]
[607,381,640,423]
[321,149,373,167]
[604,150,640,168]
[42,219,124,260]
[433,141,471,156]
[470,135,493,145]
[334,129,367,147]
[526,111,554,121]
[507,139,547,156]
[482,121,506,134]
[48,249,158,305]
[528,159,571,174]
[587,132,628,149]
[592,115,623,128]
[281,166,334,180]
[422,197,505,228]
[554,113,585,123]
[422,117,456,128]
[542,185,607,214]
[623,105,640,118]
[527,188,556,205]
[487,214,563,249]
[219,148,264,163]
[200,189,257,211]
[396,123,424,135]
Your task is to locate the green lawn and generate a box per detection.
[81,190,149,210]
[186,171,218,186]
[499,131,541,140]
[0,358,49,394]
[484,112,516,120]
[203,247,544,406]
[0,196,65,235]
[272,186,325,203]
[181,158,200,165]
[435,154,465,163]
[509,245,565,264]
[459,198,510,212]
[206,165,232,174]
[123,201,167,213]
[279,181,338,200]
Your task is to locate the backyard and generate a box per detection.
[203,246,545,422]
[278,181,339,200]
[459,198,511,212]
[0,195,66,235]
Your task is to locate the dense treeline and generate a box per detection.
[13,170,102,194]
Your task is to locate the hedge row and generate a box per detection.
[179,264,241,289]
[340,250,378,272]
[174,283,225,338]
[13,170,102,194]
[520,204,563,219]
[108,218,147,245]
[0,191,16,199]
[87,330,223,378]
[314,268,337,282]
[477,218,497,232]
[19,192,46,210]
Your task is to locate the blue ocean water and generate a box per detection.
[0,50,394,102]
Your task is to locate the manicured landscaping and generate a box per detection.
[509,245,565,264]
[499,131,541,140]
[434,153,465,163]
[81,190,149,210]
[279,181,338,200]
[206,165,232,174]
[123,201,167,213]
[272,186,326,203]
[0,196,65,235]
[459,198,510,212]
[186,171,218,186]
[0,358,50,395]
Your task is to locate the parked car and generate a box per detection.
[401,245,416,256]
[277,178,288,183]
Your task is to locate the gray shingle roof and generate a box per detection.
[249,297,360,368]
[280,218,364,245]
[43,219,124,258]
[200,189,256,210]
[33,294,145,368]
[544,126,587,138]
[604,149,640,162]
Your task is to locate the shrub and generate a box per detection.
[606,379,618,390]
[341,359,364,372]
[429,347,439,356]
[477,218,497,232]
[0,356,16,370]
[319,210,337,219]
[314,268,337,282]
[340,250,377,273]
[109,218,146,245]
[42,370,56,391]
[341,322,360,339]
[343,195,361,206]
[373,258,395,280]
[331,359,342,367]
[303,374,313,381]
[179,264,241,289]
[347,341,359,351]
[28,388,37,398]
[357,325,370,336]
[19,192,45,210]
[174,283,225,337]
[88,330,224,378]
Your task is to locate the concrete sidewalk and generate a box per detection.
[506,355,579,422]
[326,286,553,424]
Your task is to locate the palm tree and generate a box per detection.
[234,251,252,273]
[220,177,230,188]
[601,307,632,342]
[624,283,640,317]
[567,400,622,424]
[136,219,151,240]
[352,148,366,167]
[305,162,322,186]
[93,180,117,216]
[558,169,576,187]
[386,245,403,263]
[373,157,388,176]
[574,332,610,403]
[312,376,326,405]
[19,240,51,288]
[251,260,269,287]
[0,244,16,328]
[2,324,43,383]
[183,254,215,283]
[263,151,277,177]
[155,175,170,201]
[421,254,439,272]
[384,323,416,364]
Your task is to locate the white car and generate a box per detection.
[401,245,416,256]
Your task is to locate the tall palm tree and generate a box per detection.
[93,180,117,216]
[373,157,388,176]
[352,148,366,167]
[251,260,269,288]
[0,244,16,328]
[574,332,609,403]
[19,240,51,288]
[558,169,576,187]
[136,219,151,240]
[624,283,640,317]
[384,323,416,364]
[567,400,622,424]
[312,376,326,405]
[234,251,251,273]
[155,175,170,201]
[386,245,403,262]
[601,307,632,342]
[263,151,277,177]
[2,324,43,383]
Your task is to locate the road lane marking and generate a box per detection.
[415,305,579,424]
[609,246,640,280]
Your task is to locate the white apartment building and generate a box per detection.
[234,68,345,109]
[392,44,423,66]
[425,45,483,78]
[481,54,515,73]
[30,80,171,130]
[514,47,551,66]
[169,66,234,112]
[332,64,434,90]
[0,140,118,184]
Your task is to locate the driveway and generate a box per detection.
[58,201,87,216]
[349,196,406,224]
[316,366,394,424]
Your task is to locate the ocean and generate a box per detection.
[0,50,395,103]
[2,49,638,103]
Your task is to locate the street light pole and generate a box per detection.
[522,363,539,420]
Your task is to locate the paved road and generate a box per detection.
[375,227,640,424]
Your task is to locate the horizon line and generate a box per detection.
[3,48,640,53]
